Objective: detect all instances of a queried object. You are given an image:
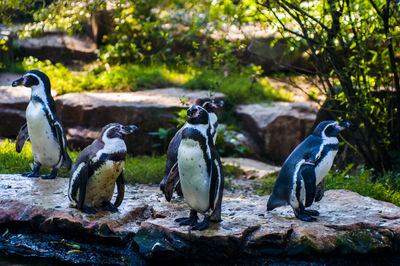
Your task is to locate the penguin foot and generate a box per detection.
[102,202,118,213]
[22,171,40,178]
[41,172,57,179]
[191,216,210,231]
[80,205,97,214]
[295,211,317,222]
[303,209,319,216]
[175,210,198,226]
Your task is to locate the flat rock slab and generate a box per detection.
[222,157,280,179]
[0,174,399,263]
[0,86,224,154]
[236,102,317,163]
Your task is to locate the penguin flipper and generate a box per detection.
[76,164,89,211]
[301,165,317,207]
[53,119,72,169]
[16,123,29,153]
[163,162,180,201]
[114,172,125,207]
[314,178,325,202]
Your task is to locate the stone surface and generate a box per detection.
[55,89,224,154]
[222,157,280,179]
[0,87,224,154]
[236,102,317,163]
[0,85,30,138]
[15,34,97,63]
[0,174,399,263]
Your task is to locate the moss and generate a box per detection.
[335,230,386,254]
[287,236,319,255]
[252,174,278,196]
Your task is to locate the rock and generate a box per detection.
[55,89,224,154]
[15,34,97,63]
[0,85,30,138]
[222,157,280,179]
[0,87,224,154]
[236,102,317,163]
[0,174,399,263]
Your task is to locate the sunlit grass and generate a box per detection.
[0,139,165,183]
[252,165,400,206]
[18,57,293,104]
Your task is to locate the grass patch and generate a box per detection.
[325,165,400,206]
[15,57,292,105]
[0,139,166,183]
[124,154,166,184]
[252,173,278,196]
[251,165,400,207]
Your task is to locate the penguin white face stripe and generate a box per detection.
[26,73,50,103]
[94,126,127,162]
[315,122,339,161]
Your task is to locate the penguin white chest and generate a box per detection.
[315,150,338,184]
[84,160,125,207]
[178,139,210,213]
[26,101,61,167]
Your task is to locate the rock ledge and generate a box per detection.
[0,174,399,264]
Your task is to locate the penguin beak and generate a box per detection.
[336,121,351,131]
[120,125,138,135]
[12,77,24,87]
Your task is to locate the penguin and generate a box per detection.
[160,98,224,202]
[175,104,224,231]
[12,70,72,179]
[267,121,351,222]
[68,123,138,214]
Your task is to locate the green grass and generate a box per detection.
[252,165,400,206]
[14,57,292,105]
[0,139,165,183]
[124,154,166,184]
[325,165,400,206]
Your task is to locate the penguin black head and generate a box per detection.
[187,105,209,125]
[12,70,51,94]
[195,98,225,114]
[100,123,139,140]
[313,120,351,138]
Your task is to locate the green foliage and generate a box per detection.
[252,173,278,196]
[0,139,165,184]
[325,165,400,206]
[0,139,78,177]
[124,155,166,184]
[215,125,253,157]
[261,0,400,173]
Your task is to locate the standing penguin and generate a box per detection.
[175,105,224,231]
[267,121,351,222]
[160,98,224,201]
[68,123,138,214]
[12,70,71,179]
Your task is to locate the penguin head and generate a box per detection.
[12,70,51,95]
[186,105,209,125]
[100,123,139,140]
[195,98,225,114]
[313,120,351,138]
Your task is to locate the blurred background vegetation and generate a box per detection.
[1,0,400,203]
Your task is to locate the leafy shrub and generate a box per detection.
[325,165,400,206]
